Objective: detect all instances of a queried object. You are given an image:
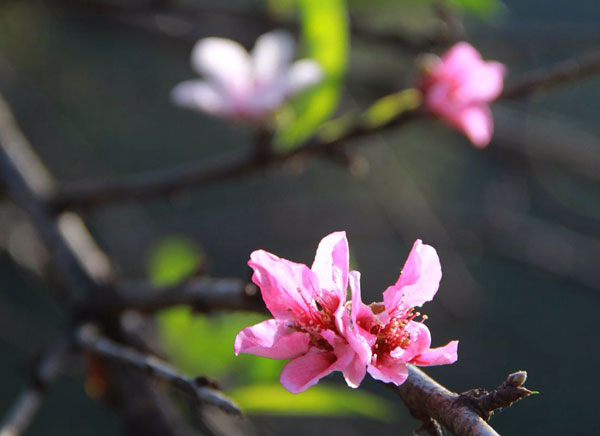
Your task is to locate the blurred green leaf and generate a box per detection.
[447,0,503,18]
[361,89,422,129]
[158,307,267,378]
[148,236,203,286]
[230,383,394,421]
[317,110,358,143]
[148,237,273,380]
[265,0,296,18]
[275,0,349,150]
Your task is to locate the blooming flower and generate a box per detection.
[234,232,364,393]
[343,240,458,386]
[171,30,323,121]
[420,42,506,147]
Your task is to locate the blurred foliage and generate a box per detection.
[360,89,422,129]
[347,0,503,18]
[230,383,394,421]
[149,237,269,379]
[447,0,503,18]
[317,89,422,142]
[274,0,349,150]
[148,236,204,286]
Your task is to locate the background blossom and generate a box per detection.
[421,42,506,147]
[171,30,323,121]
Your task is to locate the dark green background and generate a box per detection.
[1,0,599,434]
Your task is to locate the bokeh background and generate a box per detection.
[1,0,599,435]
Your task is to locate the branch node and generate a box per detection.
[460,370,535,420]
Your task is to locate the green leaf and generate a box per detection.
[147,237,273,380]
[447,0,503,18]
[230,382,394,421]
[265,0,296,18]
[361,89,422,129]
[158,307,268,378]
[148,236,203,286]
[274,0,349,150]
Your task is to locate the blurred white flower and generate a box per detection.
[171,30,323,121]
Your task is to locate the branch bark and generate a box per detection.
[112,277,266,315]
[502,50,600,99]
[49,49,600,211]
[0,92,224,436]
[0,336,72,436]
[75,324,241,415]
[391,366,534,436]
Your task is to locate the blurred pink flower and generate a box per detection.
[171,30,323,121]
[421,42,506,147]
[234,232,365,393]
[344,240,458,386]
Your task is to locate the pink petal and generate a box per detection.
[456,103,493,147]
[191,37,252,99]
[170,80,230,116]
[437,42,483,80]
[343,353,367,389]
[311,231,349,312]
[286,59,324,95]
[424,81,455,115]
[280,344,354,394]
[412,341,459,367]
[248,249,316,322]
[462,61,506,102]
[389,321,431,362]
[234,319,311,359]
[345,270,375,360]
[245,88,285,116]
[383,240,442,311]
[252,30,295,87]
[367,359,409,386]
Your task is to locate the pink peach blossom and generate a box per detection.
[234,232,363,393]
[344,240,458,386]
[421,42,506,147]
[171,30,323,122]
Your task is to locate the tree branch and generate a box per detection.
[502,50,600,99]
[50,48,600,211]
[0,92,231,436]
[112,277,266,315]
[391,366,534,436]
[75,324,242,416]
[0,336,72,436]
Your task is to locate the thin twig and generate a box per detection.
[50,110,420,210]
[390,366,534,436]
[50,48,600,211]
[75,324,242,416]
[0,92,225,436]
[0,336,72,436]
[502,50,600,99]
[0,95,100,303]
[112,278,265,315]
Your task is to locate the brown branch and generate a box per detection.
[75,324,242,416]
[49,47,600,211]
[502,50,600,99]
[391,366,534,436]
[49,110,421,210]
[0,336,72,436]
[0,96,100,303]
[0,92,228,436]
[111,277,266,315]
[460,371,534,421]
